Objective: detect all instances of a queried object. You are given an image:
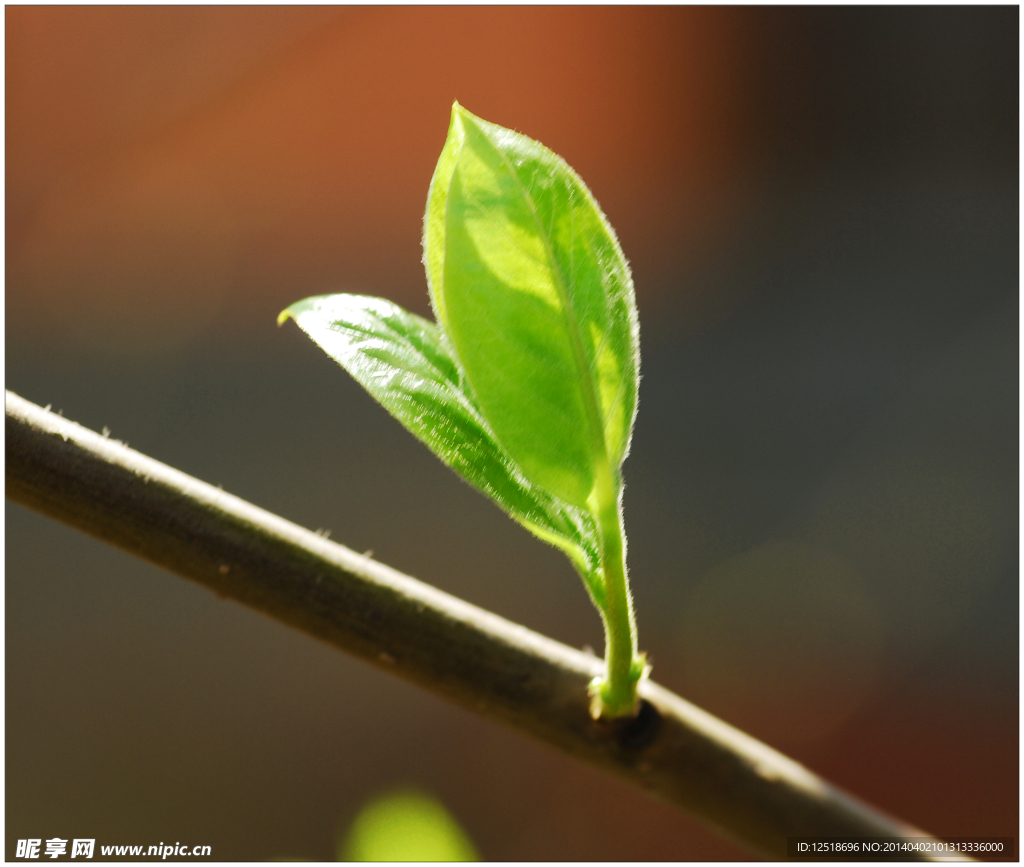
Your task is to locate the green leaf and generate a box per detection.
[281,105,647,718]
[279,294,606,609]
[340,789,478,861]
[424,103,640,509]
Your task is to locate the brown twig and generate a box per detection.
[6,389,961,860]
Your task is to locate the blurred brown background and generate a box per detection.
[6,6,1017,860]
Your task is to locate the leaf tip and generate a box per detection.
[449,101,479,134]
[277,296,319,327]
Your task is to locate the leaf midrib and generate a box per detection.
[484,132,612,480]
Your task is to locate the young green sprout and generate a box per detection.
[280,103,647,719]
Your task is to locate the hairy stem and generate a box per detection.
[589,462,642,719]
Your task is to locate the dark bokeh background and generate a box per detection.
[6,7,1017,860]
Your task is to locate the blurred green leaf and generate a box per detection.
[424,102,640,509]
[280,294,606,608]
[340,789,478,862]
